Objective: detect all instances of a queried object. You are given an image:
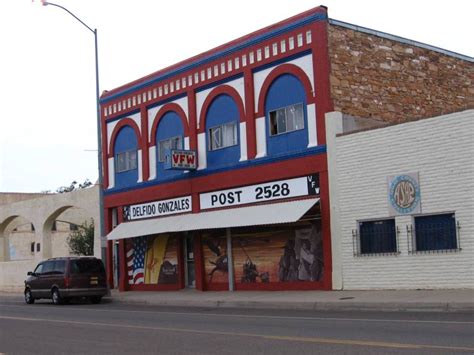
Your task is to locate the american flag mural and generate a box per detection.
[126,236,147,284]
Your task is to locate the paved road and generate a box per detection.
[0,296,473,354]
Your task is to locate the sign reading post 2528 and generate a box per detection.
[200,174,319,210]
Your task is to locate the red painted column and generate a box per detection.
[194,233,205,291]
[244,69,257,159]
[177,235,185,289]
[106,239,114,289]
[116,207,128,292]
[319,169,332,290]
[102,115,109,189]
[104,208,114,289]
[312,15,334,146]
[118,239,128,291]
[187,89,197,151]
[188,89,200,214]
[141,107,150,182]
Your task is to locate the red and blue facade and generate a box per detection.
[101,6,334,292]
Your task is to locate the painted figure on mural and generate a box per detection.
[298,239,314,280]
[209,254,228,282]
[205,236,229,282]
[279,221,323,282]
[241,258,270,283]
[296,222,323,282]
[278,239,298,281]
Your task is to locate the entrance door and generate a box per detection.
[184,235,195,288]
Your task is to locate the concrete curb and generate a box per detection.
[106,297,474,313]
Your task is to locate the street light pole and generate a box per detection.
[39,1,105,255]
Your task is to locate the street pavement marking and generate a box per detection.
[1,315,473,352]
[1,303,473,325]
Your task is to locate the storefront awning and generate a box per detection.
[106,198,319,241]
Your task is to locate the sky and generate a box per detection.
[0,0,472,193]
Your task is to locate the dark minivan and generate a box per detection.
[24,257,108,305]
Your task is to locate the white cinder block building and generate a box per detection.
[327,110,473,290]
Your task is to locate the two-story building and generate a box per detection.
[102,6,331,291]
[101,6,472,291]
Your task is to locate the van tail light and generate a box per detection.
[64,276,71,288]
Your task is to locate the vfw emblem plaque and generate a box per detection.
[387,172,421,216]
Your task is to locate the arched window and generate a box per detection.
[206,94,240,169]
[114,125,138,189]
[265,74,308,156]
[156,111,184,181]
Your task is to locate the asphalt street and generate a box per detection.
[0,295,473,354]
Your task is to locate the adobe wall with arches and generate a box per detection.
[0,186,101,291]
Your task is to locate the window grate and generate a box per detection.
[352,220,400,257]
[407,213,461,254]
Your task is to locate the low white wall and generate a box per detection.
[0,260,37,292]
[327,110,474,289]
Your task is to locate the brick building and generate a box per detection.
[100,6,473,291]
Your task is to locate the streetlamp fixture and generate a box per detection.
[37,1,105,256]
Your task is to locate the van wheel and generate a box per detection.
[90,296,102,304]
[52,288,63,305]
[25,289,35,304]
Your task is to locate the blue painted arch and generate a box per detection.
[205,94,241,169]
[113,125,138,189]
[264,74,308,157]
[155,111,185,181]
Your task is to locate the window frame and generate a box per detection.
[354,218,399,256]
[53,260,66,274]
[115,149,138,173]
[268,102,305,136]
[158,135,183,163]
[412,212,459,253]
[34,263,44,274]
[41,261,55,274]
[208,122,238,151]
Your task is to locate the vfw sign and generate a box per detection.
[164,150,196,170]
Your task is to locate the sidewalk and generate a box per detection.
[2,288,472,312]
[107,289,474,312]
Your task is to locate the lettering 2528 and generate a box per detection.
[255,183,290,200]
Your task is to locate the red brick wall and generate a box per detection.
[328,24,474,123]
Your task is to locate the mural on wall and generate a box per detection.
[126,234,178,285]
[202,221,323,286]
[233,221,323,284]
[202,232,228,285]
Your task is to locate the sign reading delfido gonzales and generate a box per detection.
[123,196,192,221]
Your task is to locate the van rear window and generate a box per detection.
[70,259,105,274]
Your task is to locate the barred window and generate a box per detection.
[355,219,398,255]
[414,213,457,252]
